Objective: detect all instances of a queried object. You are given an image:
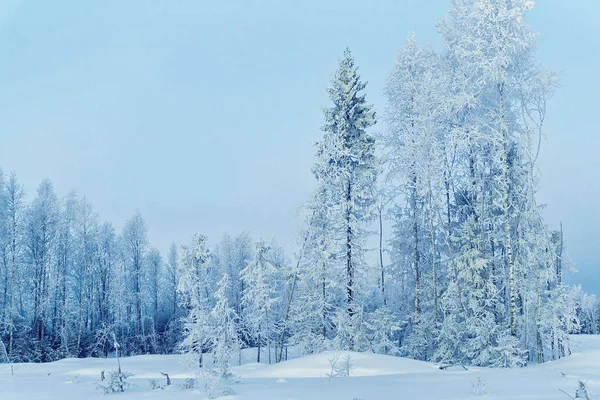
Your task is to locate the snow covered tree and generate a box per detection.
[210,273,241,377]
[382,34,448,357]
[287,195,337,355]
[53,192,77,357]
[213,231,253,322]
[166,243,179,319]
[438,0,544,340]
[3,172,25,358]
[25,179,59,361]
[365,307,400,355]
[541,283,580,360]
[161,242,182,352]
[179,234,212,368]
[312,48,377,350]
[579,293,599,334]
[145,247,162,351]
[73,196,99,357]
[95,221,116,356]
[240,240,280,363]
[0,170,7,330]
[121,212,148,347]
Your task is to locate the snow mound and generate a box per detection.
[237,351,440,378]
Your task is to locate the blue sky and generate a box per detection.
[0,0,598,294]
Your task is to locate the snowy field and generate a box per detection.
[1,335,599,400]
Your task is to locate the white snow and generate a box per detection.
[1,335,599,400]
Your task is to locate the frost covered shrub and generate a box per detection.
[365,307,400,355]
[95,370,133,395]
[327,353,354,381]
[486,335,528,368]
[338,355,354,377]
[179,370,234,398]
[196,369,235,398]
[471,377,487,396]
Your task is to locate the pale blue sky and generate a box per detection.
[0,1,598,293]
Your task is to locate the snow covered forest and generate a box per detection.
[0,0,599,375]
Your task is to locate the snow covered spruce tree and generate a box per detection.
[240,240,281,363]
[181,272,243,398]
[307,48,377,351]
[178,234,212,368]
[210,273,242,378]
[287,202,336,356]
[213,231,254,324]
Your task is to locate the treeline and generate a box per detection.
[0,173,289,362]
[0,168,597,366]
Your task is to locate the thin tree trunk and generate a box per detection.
[2,255,7,323]
[428,183,438,327]
[9,267,14,356]
[557,222,563,284]
[8,218,16,355]
[257,333,261,363]
[378,204,386,306]
[322,269,327,339]
[412,175,420,318]
[346,180,354,316]
[536,272,543,363]
[499,83,517,337]
[277,231,309,363]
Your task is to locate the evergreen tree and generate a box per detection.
[313,48,377,350]
[179,234,212,368]
[210,273,241,378]
[240,240,280,363]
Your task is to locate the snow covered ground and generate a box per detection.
[1,335,599,400]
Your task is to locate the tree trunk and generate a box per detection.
[499,83,517,337]
[378,205,386,306]
[257,333,261,363]
[412,175,420,318]
[8,218,16,356]
[346,180,354,315]
[428,184,438,327]
[536,273,543,363]
[277,231,309,363]
[557,222,563,284]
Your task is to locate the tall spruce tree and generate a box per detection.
[312,48,377,350]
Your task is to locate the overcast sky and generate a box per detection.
[0,0,598,294]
